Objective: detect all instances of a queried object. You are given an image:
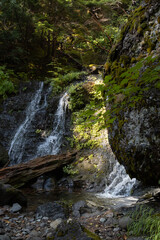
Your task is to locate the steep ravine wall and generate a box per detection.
[0,82,61,165]
[104,0,160,185]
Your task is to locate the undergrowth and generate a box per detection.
[68,81,105,150]
[46,68,87,95]
[128,206,160,240]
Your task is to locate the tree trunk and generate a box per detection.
[0,151,77,188]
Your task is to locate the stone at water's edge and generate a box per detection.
[0,183,27,207]
[105,0,160,185]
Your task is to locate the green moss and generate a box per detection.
[145,38,156,53]
[81,226,101,240]
[141,22,148,29]
[119,21,130,41]
[158,16,160,24]
[131,57,136,63]
[120,55,131,66]
[68,82,96,112]
[104,62,111,74]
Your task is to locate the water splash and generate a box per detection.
[8,82,46,165]
[98,161,136,198]
[36,92,69,156]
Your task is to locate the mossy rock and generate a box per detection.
[47,220,101,240]
[104,0,160,185]
[69,82,97,112]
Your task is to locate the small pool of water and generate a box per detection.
[22,188,139,212]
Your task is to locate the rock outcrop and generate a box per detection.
[0,81,66,163]
[104,0,160,185]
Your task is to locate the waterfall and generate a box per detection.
[99,161,136,198]
[36,92,69,156]
[8,83,69,164]
[8,82,47,165]
[8,78,136,198]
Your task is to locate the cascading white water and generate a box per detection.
[9,82,46,165]
[8,76,136,198]
[99,160,136,198]
[36,92,69,156]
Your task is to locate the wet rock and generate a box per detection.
[72,200,88,218]
[32,176,55,192]
[36,202,66,220]
[58,177,74,189]
[43,177,56,191]
[119,216,133,229]
[0,82,63,163]
[0,183,27,207]
[31,176,45,191]
[0,145,9,168]
[10,203,22,213]
[50,220,101,240]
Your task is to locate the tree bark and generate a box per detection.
[0,151,77,188]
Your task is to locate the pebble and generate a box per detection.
[105,210,114,218]
[50,218,62,229]
[10,203,22,213]
[0,205,139,240]
[100,217,106,223]
[113,227,120,232]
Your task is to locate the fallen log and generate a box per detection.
[0,151,77,188]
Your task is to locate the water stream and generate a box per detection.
[36,92,69,157]
[8,81,136,199]
[98,161,136,198]
[8,82,46,165]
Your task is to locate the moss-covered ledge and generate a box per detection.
[103,0,160,185]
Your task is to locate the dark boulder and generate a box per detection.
[104,0,160,185]
[36,202,67,220]
[0,183,27,207]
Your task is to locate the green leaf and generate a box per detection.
[104,75,112,84]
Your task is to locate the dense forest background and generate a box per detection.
[0,0,135,99]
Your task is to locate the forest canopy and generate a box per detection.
[0,0,133,98]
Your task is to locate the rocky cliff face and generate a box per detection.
[0,82,70,165]
[104,0,160,185]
